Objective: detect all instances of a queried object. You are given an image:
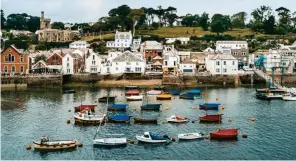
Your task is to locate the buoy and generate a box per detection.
[133,108,136,111]
[66,120,71,124]
[216,97,219,101]
[26,145,31,150]
[204,136,210,139]
[170,137,176,141]
[192,106,197,109]
[165,108,169,110]
[242,133,248,138]
[68,110,71,112]
[221,106,225,110]
[192,120,195,123]
[251,118,255,122]
[228,118,232,122]
[129,139,135,144]
[125,121,130,124]
[77,142,83,147]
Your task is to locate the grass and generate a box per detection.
[81,27,296,41]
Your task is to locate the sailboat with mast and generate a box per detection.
[93,95,128,146]
[141,91,162,111]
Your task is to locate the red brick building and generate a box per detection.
[1,45,29,73]
[46,53,63,65]
[140,41,163,64]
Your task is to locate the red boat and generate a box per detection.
[125,89,140,95]
[200,114,223,122]
[210,128,239,139]
[74,105,96,112]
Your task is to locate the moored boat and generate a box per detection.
[136,132,170,143]
[33,136,77,151]
[126,89,140,95]
[177,133,204,140]
[141,104,161,111]
[63,89,75,94]
[200,114,223,122]
[180,89,201,99]
[167,115,189,123]
[98,96,116,103]
[126,95,143,101]
[199,103,220,110]
[134,116,158,124]
[167,90,181,95]
[107,104,127,111]
[147,90,162,95]
[125,86,138,90]
[210,128,239,139]
[73,110,106,125]
[156,93,172,100]
[74,104,96,112]
[256,93,283,100]
[282,93,296,101]
[108,115,131,123]
[93,138,127,146]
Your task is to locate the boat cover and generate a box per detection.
[168,90,181,95]
[108,115,130,121]
[108,104,127,108]
[187,89,201,94]
[149,132,165,140]
[142,104,161,108]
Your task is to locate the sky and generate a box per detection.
[1,0,296,23]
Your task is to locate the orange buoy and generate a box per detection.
[251,118,255,122]
[204,135,210,139]
[129,139,135,144]
[26,145,31,150]
[242,133,248,138]
[216,97,219,101]
[66,120,71,124]
[228,118,232,122]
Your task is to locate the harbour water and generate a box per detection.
[1,86,296,160]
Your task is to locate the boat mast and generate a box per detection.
[93,93,109,140]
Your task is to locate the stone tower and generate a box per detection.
[40,11,51,30]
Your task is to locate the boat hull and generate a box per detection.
[74,105,96,112]
[134,117,157,124]
[210,128,239,139]
[107,108,126,111]
[141,104,161,111]
[136,136,167,143]
[200,114,222,122]
[178,133,203,140]
[98,97,115,103]
[93,138,127,146]
[283,96,296,101]
[74,116,105,125]
[33,141,77,151]
[156,97,172,100]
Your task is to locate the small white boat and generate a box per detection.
[167,115,189,123]
[73,110,106,125]
[136,132,169,143]
[126,95,143,101]
[147,90,162,95]
[93,138,127,146]
[178,133,204,140]
[282,94,296,101]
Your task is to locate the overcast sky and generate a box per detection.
[1,0,295,23]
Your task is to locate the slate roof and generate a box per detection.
[209,54,237,60]
[112,51,144,62]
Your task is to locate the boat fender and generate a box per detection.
[192,120,195,123]
[221,106,225,110]
[25,145,31,150]
[129,139,135,144]
[251,118,255,122]
[242,133,248,138]
[77,142,83,147]
[68,110,71,112]
[216,97,219,101]
[228,118,232,122]
[170,137,176,142]
[204,136,210,139]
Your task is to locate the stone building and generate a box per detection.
[35,11,74,42]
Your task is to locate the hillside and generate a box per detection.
[81,27,296,41]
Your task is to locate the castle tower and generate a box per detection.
[40,11,51,30]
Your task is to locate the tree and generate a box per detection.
[250,6,272,33]
[27,16,40,32]
[155,5,165,26]
[210,14,231,35]
[200,12,209,31]
[6,13,29,30]
[165,13,178,27]
[108,5,131,31]
[151,22,159,29]
[231,12,247,28]
[291,12,296,28]
[146,8,155,26]
[51,22,65,30]
[1,10,6,29]
[128,9,145,36]
[34,55,47,61]
[263,15,276,34]
[276,7,291,26]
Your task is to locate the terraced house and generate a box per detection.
[1,45,29,74]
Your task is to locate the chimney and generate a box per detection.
[41,11,44,19]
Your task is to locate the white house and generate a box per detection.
[178,51,191,62]
[69,41,90,49]
[106,31,133,48]
[132,38,141,51]
[203,47,215,53]
[216,41,248,52]
[62,54,74,75]
[101,51,145,74]
[162,45,180,75]
[165,37,190,44]
[206,54,238,75]
[85,51,101,73]
[179,60,196,73]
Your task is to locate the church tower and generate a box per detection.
[40,11,51,30]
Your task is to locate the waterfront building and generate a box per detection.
[216,41,248,61]
[132,38,142,51]
[178,51,191,62]
[179,59,196,73]
[69,41,90,49]
[46,52,63,65]
[165,37,190,44]
[85,51,101,74]
[190,52,206,72]
[106,31,133,48]
[62,53,84,75]
[101,51,145,74]
[1,45,29,74]
[140,41,163,64]
[162,45,180,75]
[203,47,215,54]
[205,53,238,75]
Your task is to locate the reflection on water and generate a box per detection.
[1,86,296,160]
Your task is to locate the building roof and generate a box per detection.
[141,41,163,50]
[180,59,196,64]
[190,52,206,59]
[112,51,144,62]
[47,52,63,60]
[210,54,237,60]
[292,41,296,47]
[70,41,89,45]
[152,61,162,66]
[216,41,248,44]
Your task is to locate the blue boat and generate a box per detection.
[141,104,162,111]
[108,115,131,123]
[107,104,127,111]
[180,89,201,99]
[167,90,181,95]
[199,103,221,110]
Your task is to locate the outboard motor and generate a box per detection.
[163,135,170,139]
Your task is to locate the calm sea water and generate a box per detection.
[1,86,296,160]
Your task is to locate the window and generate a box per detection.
[116,62,118,65]
[223,61,226,65]
[5,55,8,61]
[216,61,220,66]
[216,68,220,73]
[20,66,24,72]
[126,62,131,65]
[93,55,95,60]
[165,61,168,66]
[12,66,16,72]
[174,61,176,66]
[148,56,152,62]
[67,57,69,61]
[116,67,118,71]
[67,69,70,73]
[4,66,8,72]
[223,68,227,73]
[232,61,235,65]
[136,62,139,65]
[135,67,141,72]
[67,63,69,67]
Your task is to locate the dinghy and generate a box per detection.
[73,110,106,125]
[156,93,172,100]
[98,96,116,103]
[126,89,140,95]
[210,128,239,139]
[141,104,161,110]
[177,133,204,140]
[167,115,189,123]
[199,103,220,110]
[93,137,127,146]
[74,104,96,112]
[126,95,143,101]
[108,115,131,123]
[107,104,127,111]
[200,114,223,122]
[282,93,296,101]
[33,136,77,151]
[134,116,158,124]
[136,132,169,143]
[147,90,162,95]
